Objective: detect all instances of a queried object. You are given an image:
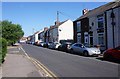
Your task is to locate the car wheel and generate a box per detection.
[70,49,74,54]
[84,51,89,57]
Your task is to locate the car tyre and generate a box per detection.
[70,49,74,54]
[84,51,89,57]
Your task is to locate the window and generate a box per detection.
[98,33,104,45]
[98,17,104,28]
[89,33,93,46]
[97,15,104,32]
[74,44,79,47]
[78,44,82,47]
[74,44,82,47]
[77,21,81,32]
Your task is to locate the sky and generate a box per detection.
[2,2,107,37]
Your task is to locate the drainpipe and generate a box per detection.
[104,11,108,50]
[111,9,115,48]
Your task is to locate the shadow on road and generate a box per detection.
[96,57,120,64]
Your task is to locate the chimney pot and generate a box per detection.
[82,9,89,15]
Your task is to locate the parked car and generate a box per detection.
[70,43,101,56]
[48,42,61,49]
[43,42,48,48]
[58,42,72,52]
[38,42,45,47]
[48,42,54,49]
[54,42,61,49]
[103,46,120,61]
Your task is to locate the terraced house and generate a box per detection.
[73,1,120,51]
[46,19,73,43]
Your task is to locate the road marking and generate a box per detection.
[19,46,58,78]
[10,51,19,53]
[30,57,57,77]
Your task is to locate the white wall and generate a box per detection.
[58,20,73,42]
[35,33,38,42]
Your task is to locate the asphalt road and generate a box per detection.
[22,44,119,77]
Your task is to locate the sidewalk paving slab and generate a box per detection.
[2,46,42,77]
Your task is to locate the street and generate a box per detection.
[22,44,119,77]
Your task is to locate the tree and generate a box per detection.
[1,20,24,45]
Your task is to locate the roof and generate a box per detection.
[34,31,39,35]
[34,29,44,35]
[49,19,69,30]
[75,1,120,21]
[20,37,27,40]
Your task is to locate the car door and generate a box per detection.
[77,44,84,54]
[113,46,120,59]
[72,44,79,53]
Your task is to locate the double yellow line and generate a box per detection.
[20,46,58,79]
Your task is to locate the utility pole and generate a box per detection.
[57,11,59,22]
[33,28,35,34]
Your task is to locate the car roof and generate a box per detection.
[74,43,82,44]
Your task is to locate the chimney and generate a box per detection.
[44,27,48,31]
[55,21,60,25]
[82,9,89,15]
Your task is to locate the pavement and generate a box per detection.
[1,46,42,77]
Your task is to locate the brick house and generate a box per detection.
[73,2,120,50]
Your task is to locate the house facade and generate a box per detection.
[106,5,120,49]
[74,2,120,50]
[49,26,54,42]
[29,29,45,44]
[73,17,89,45]
[27,35,33,44]
[48,19,73,43]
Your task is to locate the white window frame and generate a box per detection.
[98,33,104,45]
[97,15,104,29]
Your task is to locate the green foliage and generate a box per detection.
[0,38,7,64]
[0,20,24,45]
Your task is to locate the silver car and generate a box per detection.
[70,43,101,56]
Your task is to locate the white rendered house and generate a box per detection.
[49,19,73,43]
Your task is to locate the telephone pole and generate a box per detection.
[33,28,35,34]
[57,11,59,22]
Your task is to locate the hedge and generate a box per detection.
[0,38,7,64]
